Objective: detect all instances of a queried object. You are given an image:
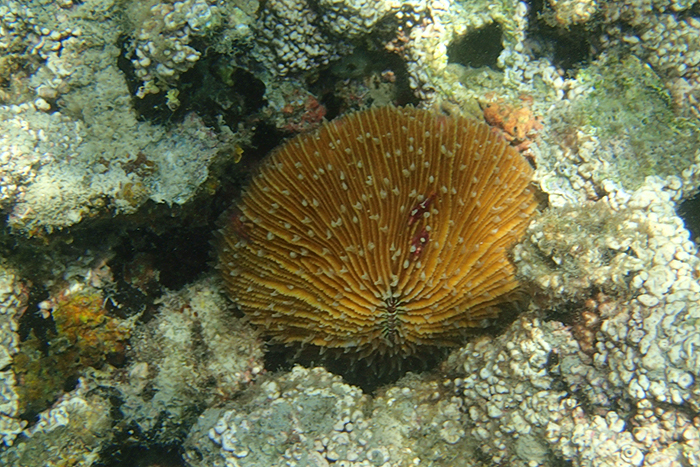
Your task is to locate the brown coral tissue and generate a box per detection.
[217,106,537,359]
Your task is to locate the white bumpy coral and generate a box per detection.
[0,263,27,447]
[130,0,221,97]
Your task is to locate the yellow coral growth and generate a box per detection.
[15,285,133,415]
[52,287,131,364]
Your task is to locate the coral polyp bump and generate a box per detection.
[217,106,537,359]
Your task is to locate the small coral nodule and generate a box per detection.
[217,106,537,359]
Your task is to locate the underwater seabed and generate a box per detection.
[2,0,700,466]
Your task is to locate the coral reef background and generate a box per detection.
[1,0,700,466]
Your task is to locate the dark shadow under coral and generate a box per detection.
[263,300,525,394]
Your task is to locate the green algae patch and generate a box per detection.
[557,53,700,191]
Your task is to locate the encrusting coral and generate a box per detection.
[217,106,537,359]
[13,284,133,417]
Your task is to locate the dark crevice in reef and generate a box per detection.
[526,0,597,73]
[447,22,503,70]
[109,223,213,293]
[101,150,254,301]
[247,120,285,165]
[263,342,449,394]
[116,36,266,130]
[180,51,267,130]
[677,191,700,245]
[115,34,175,123]
[16,286,52,344]
[317,45,419,120]
[96,444,186,467]
[542,300,582,325]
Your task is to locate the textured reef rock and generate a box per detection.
[96,277,264,446]
[545,0,598,27]
[513,202,647,302]
[599,0,700,119]
[13,281,136,419]
[186,366,377,467]
[127,0,223,98]
[0,262,26,447]
[0,0,241,234]
[532,53,700,205]
[0,276,263,464]
[185,366,483,467]
[185,0,564,123]
[450,174,700,466]
[0,377,113,466]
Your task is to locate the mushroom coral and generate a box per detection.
[217,106,537,358]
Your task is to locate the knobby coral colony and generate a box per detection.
[217,106,537,360]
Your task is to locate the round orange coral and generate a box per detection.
[217,106,537,358]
